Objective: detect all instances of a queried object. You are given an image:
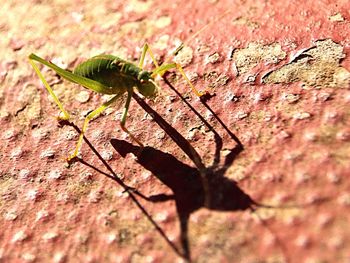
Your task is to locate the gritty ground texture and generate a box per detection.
[1,0,350,262]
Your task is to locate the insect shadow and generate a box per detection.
[110,81,262,260]
[67,86,288,261]
[126,79,329,262]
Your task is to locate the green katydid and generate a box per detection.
[29,43,205,161]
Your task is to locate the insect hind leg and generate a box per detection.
[29,57,70,120]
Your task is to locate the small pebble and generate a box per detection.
[293,112,311,120]
[40,149,55,159]
[11,230,28,243]
[174,45,193,67]
[75,90,90,103]
[205,52,220,64]
[42,232,59,242]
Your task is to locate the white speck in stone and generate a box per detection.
[155,211,170,223]
[327,172,340,184]
[18,169,31,180]
[174,45,193,67]
[205,52,220,64]
[71,11,84,23]
[295,172,311,184]
[104,107,115,115]
[140,170,152,180]
[153,34,170,50]
[105,233,118,244]
[62,130,77,141]
[3,129,16,140]
[56,192,70,203]
[48,169,63,180]
[40,149,55,159]
[235,111,248,120]
[295,235,310,248]
[57,111,68,120]
[253,92,265,103]
[22,253,36,262]
[317,91,331,102]
[42,232,59,242]
[336,130,350,141]
[187,72,198,82]
[88,190,103,203]
[36,210,50,222]
[26,189,40,201]
[343,92,350,103]
[75,90,90,103]
[50,57,67,69]
[264,112,273,121]
[4,211,18,221]
[115,189,129,199]
[323,110,338,122]
[293,112,311,120]
[283,93,300,103]
[101,151,113,161]
[11,230,28,243]
[53,252,67,263]
[329,13,345,22]
[284,151,302,161]
[31,128,49,141]
[277,130,291,139]
[317,213,333,227]
[155,130,166,139]
[91,130,105,140]
[303,130,317,141]
[338,193,350,206]
[10,147,23,159]
[76,232,89,244]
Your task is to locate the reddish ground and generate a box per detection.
[0,0,349,262]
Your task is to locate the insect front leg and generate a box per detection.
[29,57,70,120]
[67,93,123,161]
[138,43,205,96]
[139,42,207,96]
[152,62,206,97]
[120,90,144,147]
[138,43,159,69]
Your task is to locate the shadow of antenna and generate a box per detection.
[162,76,243,168]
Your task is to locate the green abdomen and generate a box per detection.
[73,55,141,91]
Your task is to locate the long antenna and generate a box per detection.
[165,10,232,63]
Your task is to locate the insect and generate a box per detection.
[29,43,205,161]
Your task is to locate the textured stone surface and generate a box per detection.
[0,0,349,262]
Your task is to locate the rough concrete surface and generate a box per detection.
[0,0,350,262]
